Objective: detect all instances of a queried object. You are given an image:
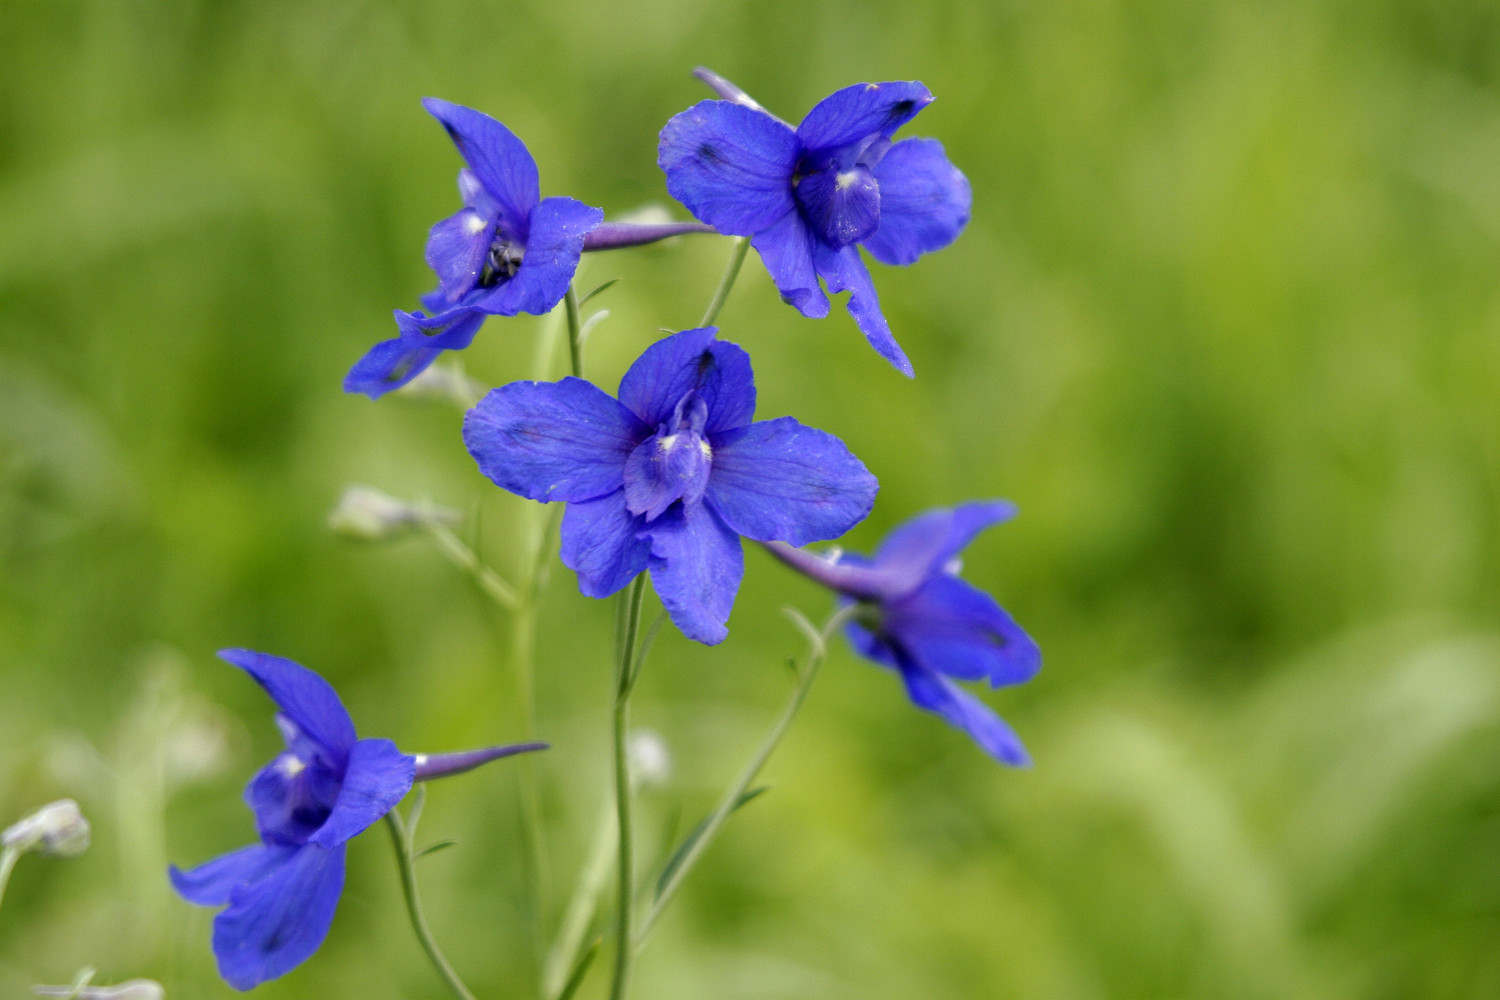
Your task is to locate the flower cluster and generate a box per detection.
[171,68,1036,995]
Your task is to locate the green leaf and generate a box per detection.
[555,937,600,1000]
[653,786,770,900]
[414,839,457,860]
[577,278,620,307]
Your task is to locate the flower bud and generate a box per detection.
[2,799,91,858]
[327,485,456,541]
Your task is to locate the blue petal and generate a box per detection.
[643,501,743,645]
[463,377,646,503]
[560,489,652,598]
[309,738,414,849]
[794,164,881,248]
[169,844,293,907]
[624,432,713,522]
[218,650,357,764]
[244,751,342,845]
[470,196,604,316]
[212,844,346,991]
[705,417,877,545]
[812,244,914,377]
[870,501,1018,596]
[457,167,501,219]
[796,82,934,157]
[422,98,539,237]
[862,138,972,267]
[344,308,486,399]
[617,328,756,433]
[659,100,800,234]
[425,207,496,304]
[749,210,829,318]
[896,661,1030,766]
[844,617,901,671]
[888,574,1041,687]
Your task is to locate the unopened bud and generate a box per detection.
[327,486,457,541]
[33,980,164,1000]
[3,799,91,858]
[628,729,671,789]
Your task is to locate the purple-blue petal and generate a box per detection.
[796,82,934,157]
[705,417,877,545]
[749,210,829,319]
[422,98,539,237]
[659,100,800,235]
[169,844,294,907]
[414,742,549,781]
[624,433,713,522]
[469,196,604,316]
[425,207,496,304]
[762,540,907,602]
[617,328,757,433]
[794,164,881,248]
[887,574,1041,688]
[308,738,414,849]
[643,501,744,645]
[812,244,914,377]
[218,650,356,763]
[463,377,645,503]
[344,308,486,399]
[559,489,652,598]
[871,501,1018,592]
[896,661,1030,766]
[845,617,902,671]
[211,843,346,991]
[244,751,342,845]
[862,138,972,267]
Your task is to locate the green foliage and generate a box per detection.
[1,0,1496,997]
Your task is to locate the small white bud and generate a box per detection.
[3,799,91,858]
[396,362,486,407]
[627,729,671,789]
[327,485,457,541]
[33,980,164,1000]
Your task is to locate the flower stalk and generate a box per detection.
[607,575,647,1000]
[699,236,750,327]
[385,799,477,1000]
[635,602,858,949]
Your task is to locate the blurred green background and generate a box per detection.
[2,0,1498,996]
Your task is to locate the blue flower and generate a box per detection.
[766,502,1040,764]
[347,100,714,399]
[658,68,972,377]
[462,327,878,644]
[168,650,546,990]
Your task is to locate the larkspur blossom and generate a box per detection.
[168,650,545,990]
[658,68,972,377]
[766,502,1040,764]
[347,99,710,398]
[462,326,878,644]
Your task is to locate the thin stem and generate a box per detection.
[0,847,17,910]
[607,576,647,1000]
[565,285,584,378]
[424,520,521,610]
[384,809,478,1000]
[635,603,858,949]
[699,236,750,327]
[541,797,616,998]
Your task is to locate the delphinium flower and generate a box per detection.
[347,99,711,399]
[169,649,546,990]
[658,68,972,377]
[765,502,1040,764]
[462,326,878,644]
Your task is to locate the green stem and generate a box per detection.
[635,603,857,949]
[541,797,615,998]
[385,809,478,1000]
[565,285,584,378]
[699,236,750,327]
[607,576,647,1000]
[424,520,521,611]
[0,847,18,910]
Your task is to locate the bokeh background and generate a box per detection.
[3,0,1498,996]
